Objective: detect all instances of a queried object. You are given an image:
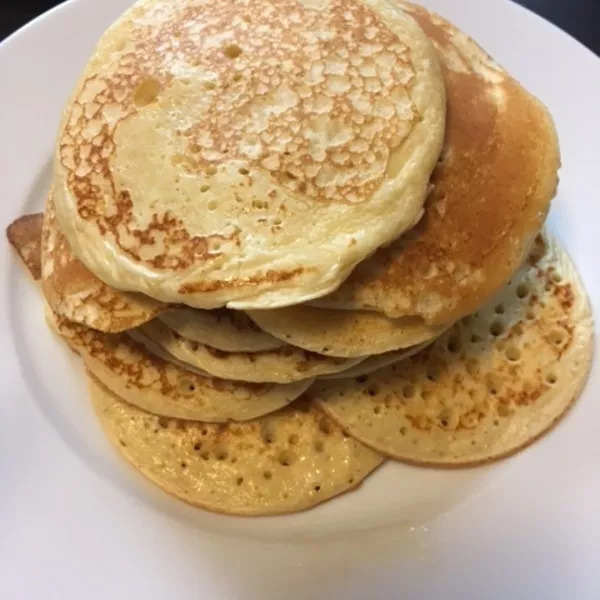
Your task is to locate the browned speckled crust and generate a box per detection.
[41,195,164,332]
[177,268,307,295]
[6,213,43,281]
[58,0,421,273]
[312,234,594,466]
[313,2,560,324]
[46,309,311,422]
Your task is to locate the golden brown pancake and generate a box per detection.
[6,213,43,280]
[139,318,364,384]
[321,341,429,380]
[247,304,448,357]
[46,308,311,422]
[311,234,593,466]
[41,195,164,332]
[159,308,284,352]
[311,2,560,325]
[88,374,384,516]
[52,0,445,310]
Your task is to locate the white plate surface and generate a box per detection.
[1,1,599,598]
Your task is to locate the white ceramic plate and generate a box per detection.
[1,1,599,597]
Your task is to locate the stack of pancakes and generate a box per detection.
[7,0,593,515]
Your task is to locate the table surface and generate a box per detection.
[1,0,599,54]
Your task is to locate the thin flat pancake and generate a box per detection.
[6,213,43,280]
[311,234,593,466]
[139,319,364,383]
[311,2,560,325]
[88,375,384,516]
[247,305,448,358]
[46,309,311,422]
[159,308,284,352]
[321,342,429,380]
[53,0,445,310]
[42,195,164,332]
[8,217,291,422]
[127,328,212,377]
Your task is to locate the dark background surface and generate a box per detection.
[1,0,599,54]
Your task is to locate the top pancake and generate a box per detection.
[52,0,445,310]
[312,2,560,325]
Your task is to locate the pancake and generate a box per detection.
[159,308,284,352]
[46,309,311,422]
[138,319,364,383]
[247,305,448,357]
[311,2,560,325]
[42,195,164,332]
[311,234,594,466]
[126,328,212,377]
[88,374,384,515]
[6,213,43,281]
[321,342,429,380]
[52,0,445,310]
